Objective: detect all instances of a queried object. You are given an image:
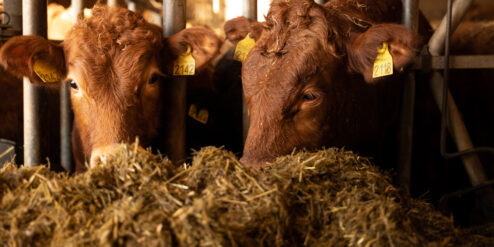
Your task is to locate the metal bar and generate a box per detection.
[413,55,494,70]
[163,0,186,164]
[428,0,473,57]
[72,0,83,18]
[402,0,419,31]
[3,0,22,32]
[60,83,72,172]
[430,73,487,185]
[60,0,83,172]
[22,0,47,167]
[397,0,419,192]
[426,0,487,186]
[315,0,329,4]
[241,0,257,142]
[242,0,257,21]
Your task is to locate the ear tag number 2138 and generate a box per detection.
[173,46,195,76]
[372,42,393,78]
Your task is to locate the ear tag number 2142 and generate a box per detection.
[173,46,195,76]
[33,58,61,83]
[372,42,393,78]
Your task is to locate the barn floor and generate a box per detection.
[0,144,493,246]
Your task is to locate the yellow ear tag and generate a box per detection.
[173,45,195,76]
[33,58,61,83]
[233,33,255,62]
[372,42,393,78]
[188,104,209,124]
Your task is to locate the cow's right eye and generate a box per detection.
[303,92,318,101]
[69,80,78,90]
[149,74,159,84]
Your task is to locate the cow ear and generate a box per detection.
[224,17,264,45]
[166,27,222,72]
[347,24,418,83]
[0,35,66,85]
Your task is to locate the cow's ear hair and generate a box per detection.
[346,24,418,83]
[165,27,222,72]
[0,35,66,85]
[224,17,264,45]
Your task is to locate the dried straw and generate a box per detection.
[0,144,492,246]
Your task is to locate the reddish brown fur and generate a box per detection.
[0,5,221,171]
[451,21,494,55]
[228,0,418,167]
[223,17,265,45]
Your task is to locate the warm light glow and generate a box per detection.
[224,0,271,21]
[212,0,220,14]
[225,0,243,20]
[258,0,271,21]
[84,8,92,18]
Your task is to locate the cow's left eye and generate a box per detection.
[149,74,159,84]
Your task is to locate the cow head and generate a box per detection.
[0,5,221,170]
[225,0,418,167]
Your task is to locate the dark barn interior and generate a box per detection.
[0,0,494,245]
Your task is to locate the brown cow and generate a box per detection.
[0,5,221,171]
[225,0,418,168]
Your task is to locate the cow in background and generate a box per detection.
[0,5,221,171]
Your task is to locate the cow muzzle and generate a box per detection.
[89,144,122,168]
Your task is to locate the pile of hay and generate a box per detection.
[0,144,493,246]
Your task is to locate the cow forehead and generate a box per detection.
[245,32,335,92]
[62,5,163,87]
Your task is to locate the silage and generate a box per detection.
[0,144,492,246]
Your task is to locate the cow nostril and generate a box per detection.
[89,144,121,168]
[90,152,107,168]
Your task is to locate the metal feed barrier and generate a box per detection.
[400,0,494,220]
[399,0,494,191]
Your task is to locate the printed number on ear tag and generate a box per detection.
[372,42,393,78]
[173,45,196,76]
[233,33,255,62]
[188,104,209,124]
[33,58,61,83]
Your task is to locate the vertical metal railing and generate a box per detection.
[397,0,419,192]
[22,0,46,167]
[163,0,186,163]
[241,0,257,142]
[59,0,84,172]
[426,0,487,186]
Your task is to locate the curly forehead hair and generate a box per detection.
[259,0,403,57]
[63,4,164,65]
